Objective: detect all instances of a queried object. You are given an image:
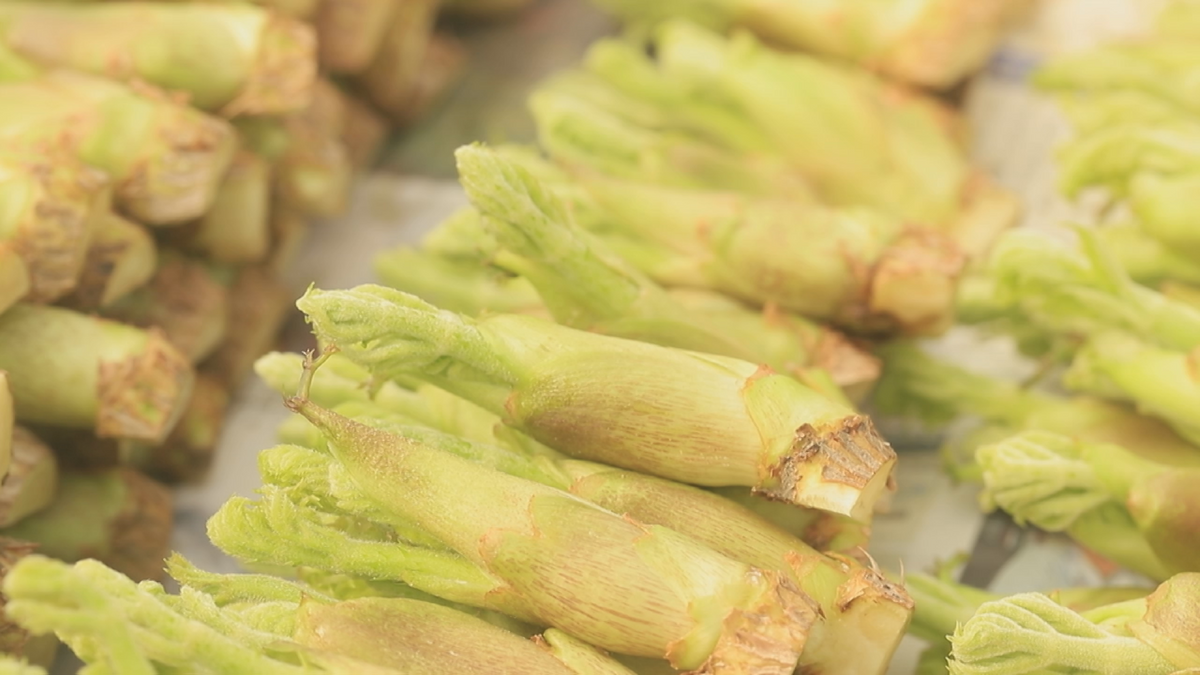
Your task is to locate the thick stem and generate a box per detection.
[1066,504,1172,582]
[1064,332,1200,445]
[386,32,469,127]
[654,22,968,222]
[167,151,272,264]
[465,144,857,368]
[101,251,230,364]
[299,286,897,517]
[269,84,353,218]
[1128,573,1200,670]
[0,4,316,115]
[201,265,292,390]
[456,145,753,356]
[134,371,230,485]
[24,425,129,473]
[57,211,157,311]
[0,70,238,225]
[1123,469,1200,577]
[0,304,195,442]
[0,428,58,528]
[338,88,389,170]
[872,0,1031,89]
[708,486,873,557]
[352,0,439,119]
[0,145,107,303]
[559,459,911,675]
[946,172,1021,262]
[294,596,579,674]
[535,629,639,675]
[672,293,881,402]
[0,468,172,582]
[591,0,1021,89]
[313,0,398,74]
[286,392,816,670]
[864,228,966,336]
[577,172,962,336]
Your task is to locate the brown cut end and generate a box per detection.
[800,512,872,560]
[103,253,231,362]
[864,228,965,337]
[308,78,351,133]
[339,90,390,170]
[25,425,124,472]
[59,211,157,311]
[104,468,173,582]
[833,564,914,614]
[879,84,968,147]
[115,84,238,225]
[17,157,108,303]
[314,0,398,74]
[1129,573,1200,669]
[0,428,59,528]
[140,372,230,484]
[96,328,196,443]
[949,172,1022,261]
[758,415,897,522]
[353,0,440,116]
[224,14,318,117]
[688,570,817,675]
[164,150,272,265]
[201,266,292,389]
[809,329,881,398]
[0,537,39,656]
[788,555,914,675]
[274,92,354,218]
[387,32,470,127]
[877,0,1035,89]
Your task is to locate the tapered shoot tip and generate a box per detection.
[455,142,558,223]
[454,143,506,196]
